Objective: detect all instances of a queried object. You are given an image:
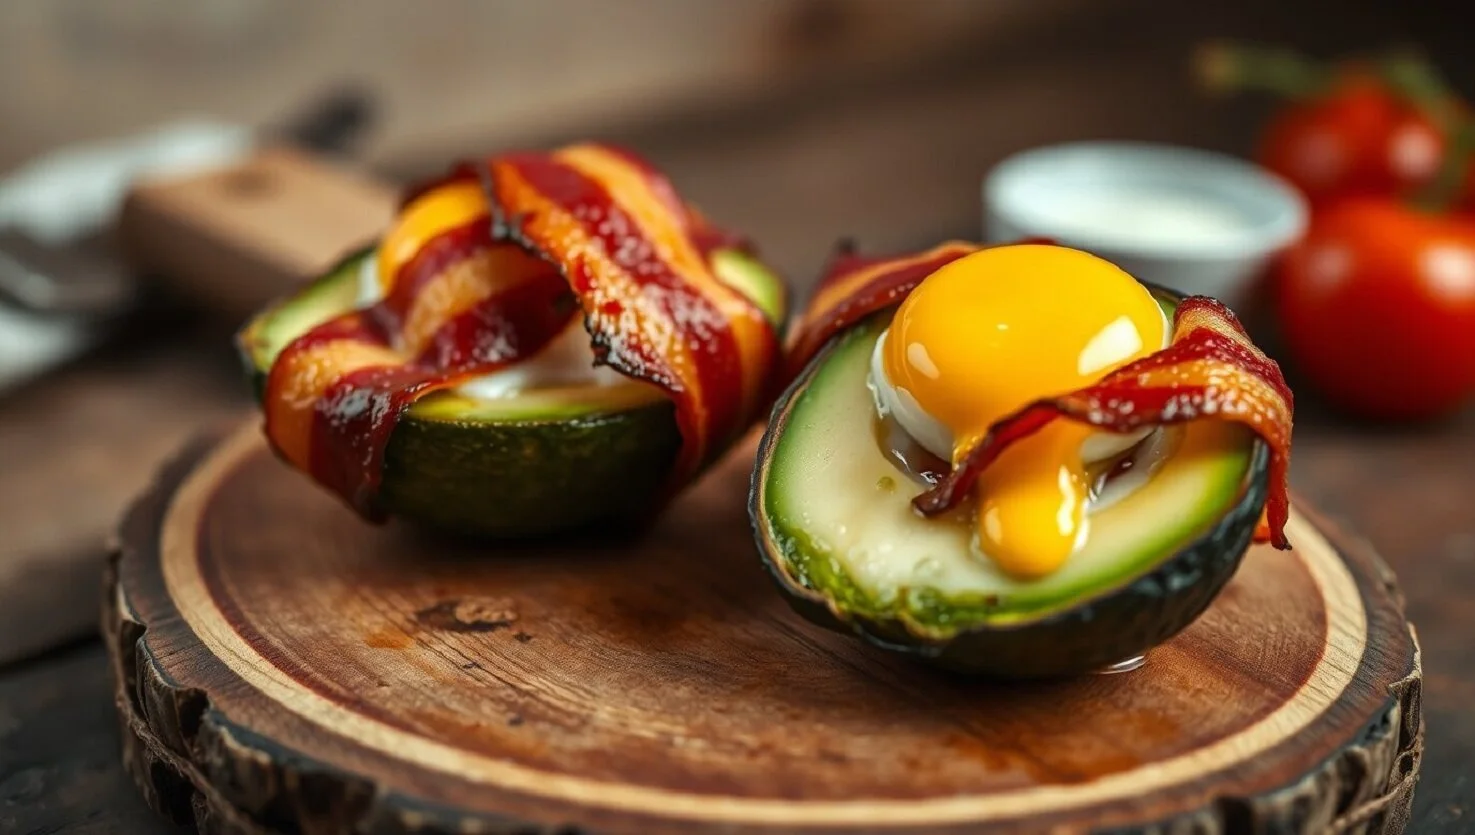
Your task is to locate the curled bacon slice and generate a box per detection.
[264,224,573,516]
[486,143,781,480]
[789,243,1295,549]
[260,143,781,519]
[786,240,977,379]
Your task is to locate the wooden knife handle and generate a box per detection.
[118,145,397,321]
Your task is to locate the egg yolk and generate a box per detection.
[881,245,1166,578]
[376,179,489,294]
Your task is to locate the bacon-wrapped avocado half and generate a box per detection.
[239,144,787,538]
[750,242,1292,678]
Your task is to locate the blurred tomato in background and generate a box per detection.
[1201,43,1462,207]
[1276,198,1475,419]
[1208,42,1475,420]
[1258,75,1444,205]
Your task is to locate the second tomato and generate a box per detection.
[1276,198,1475,420]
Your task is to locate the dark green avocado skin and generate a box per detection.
[244,367,681,538]
[242,338,681,539]
[766,446,1266,679]
[380,403,680,539]
[749,305,1271,680]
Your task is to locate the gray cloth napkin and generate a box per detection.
[0,118,252,393]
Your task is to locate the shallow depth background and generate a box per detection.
[1,0,1469,285]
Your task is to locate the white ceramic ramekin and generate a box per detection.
[984,141,1308,309]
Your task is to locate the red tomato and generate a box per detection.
[1259,75,1447,207]
[1276,198,1475,420]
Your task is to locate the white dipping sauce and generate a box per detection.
[984,142,1309,304]
[1034,188,1254,250]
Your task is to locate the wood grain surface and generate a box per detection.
[0,644,170,835]
[104,421,1420,834]
[0,317,244,667]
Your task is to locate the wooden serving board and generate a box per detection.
[106,421,1421,835]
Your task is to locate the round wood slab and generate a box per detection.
[105,421,1422,835]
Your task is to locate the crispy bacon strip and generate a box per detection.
[263,223,574,516]
[788,245,1295,549]
[261,143,780,517]
[485,143,781,481]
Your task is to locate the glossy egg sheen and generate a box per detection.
[879,245,1166,578]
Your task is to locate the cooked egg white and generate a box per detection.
[868,244,1168,579]
[358,183,625,399]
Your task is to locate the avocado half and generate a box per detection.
[749,288,1270,678]
[240,246,787,539]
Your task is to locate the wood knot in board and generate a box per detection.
[363,628,411,649]
[415,597,519,633]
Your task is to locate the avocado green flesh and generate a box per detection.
[712,248,787,324]
[759,311,1257,633]
[239,247,782,537]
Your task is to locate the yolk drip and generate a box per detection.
[881,245,1166,578]
[376,179,489,294]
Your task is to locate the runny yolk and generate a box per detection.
[376,179,490,294]
[882,245,1166,578]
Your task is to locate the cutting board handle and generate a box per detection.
[118,145,397,321]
